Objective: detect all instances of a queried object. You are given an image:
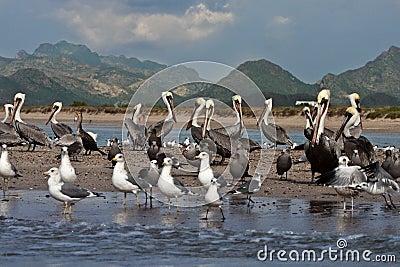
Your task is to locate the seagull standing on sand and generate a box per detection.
[0,144,22,197]
[112,153,146,207]
[204,178,225,221]
[157,157,193,212]
[44,167,103,214]
[228,173,262,206]
[59,146,77,183]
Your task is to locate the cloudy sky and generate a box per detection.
[1,0,399,83]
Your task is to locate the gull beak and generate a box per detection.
[111,157,117,161]
[43,171,49,175]
[194,155,200,159]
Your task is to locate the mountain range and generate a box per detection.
[0,40,399,107]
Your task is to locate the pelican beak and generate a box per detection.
[202,116,210,138]
[335,112,352,141]
[185,120,192,131]
[311,99,328,146]
[10,98,21,126]
[45,106,58,125]
[234,100,242,122]
[257,105,267,127]
[167,96,177,123]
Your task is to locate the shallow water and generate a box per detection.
[41,125,400,148]
[1,191,399,266]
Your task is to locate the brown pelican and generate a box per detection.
[148,91,177,147]
[0,144,22,197]
[213,95,244,139]
[276,149,292,180]
[305,106,335,140]
[0,104,14,134]
[76,111,106,155]
[316,155,368,210]
[185,98,206,144]
[124,103,148,150]
[348,92,362,135]
[304,90,339,182]
[107,137,121,167]
[158,157,194,212]
[10,93,52,151]
[202,99,232,164]
[228,173,262,206]
[335,107,376,166]
[257,98,293,147]
[204,178,225,221]
[46,102,73,139]
[44,167,103,214]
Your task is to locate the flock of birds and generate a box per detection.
[0,87,399,220]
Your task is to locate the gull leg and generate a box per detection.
[123,192,127,206]
[205,207,209,220]
[144,191,148,207]
[168,197,171,213]
[176,197,179,212]
[351,197,354,211]
[219,207,225,221]
[286,172,288,180]
[136,193,140,208]
[388,194,397,209]
[343,198,346,211]
[382,194,391,208]
[150,187,153,208]
[247,195,254,207]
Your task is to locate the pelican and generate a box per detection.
[304,90,339,182]
[316,156,367,210]
[107,137,121,167]
[257,98,293,147]
[124,103,148,150]
[303,106,335,140]
[348,93,362,136]
[0,104,14,134]
[46,102,73,138]
[185,98,206,144]
[213,95,244,139]
[10,93,52,151]
[228,173,262,206]
[147,91,177,147]
[276,149,292,180]
[335,107,376,166]
[202,99,232,164]
[157,157,193,212]
[204,178,225,221]
[112,153,150,207]
[76,111,106,155]
[59,146,77,183]
[0,144,22,197]
[0,105,24,146]
[44,167,103,214]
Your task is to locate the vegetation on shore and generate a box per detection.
[7,105,400,119]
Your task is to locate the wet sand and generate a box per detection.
[3,145,396,205]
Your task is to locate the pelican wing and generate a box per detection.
[261,122,292,145]
[15,121,52,146]
[51,122,73,138]
[148,119,174,138]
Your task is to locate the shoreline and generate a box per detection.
[13,110,400,132]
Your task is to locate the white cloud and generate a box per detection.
[56,3,234,49]
[272,16,291,25]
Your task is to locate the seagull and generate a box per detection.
[0,144,22,197]
[46,102,73,138]
[228,173,262,206]
[112,153,149,207]
[137,160,160,207]
[108,137,122,167]
[59,146,77,183]
[195,152,229,188]
[229,148,250,182]
[157,157,193,212]
[316,156,367,210]
[44,167,103,214]
[276,149,292,180]
[357,162,399,209]
[204,178,225,221]
[147,141,160,161]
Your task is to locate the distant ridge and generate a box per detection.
[0,41,399,107]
